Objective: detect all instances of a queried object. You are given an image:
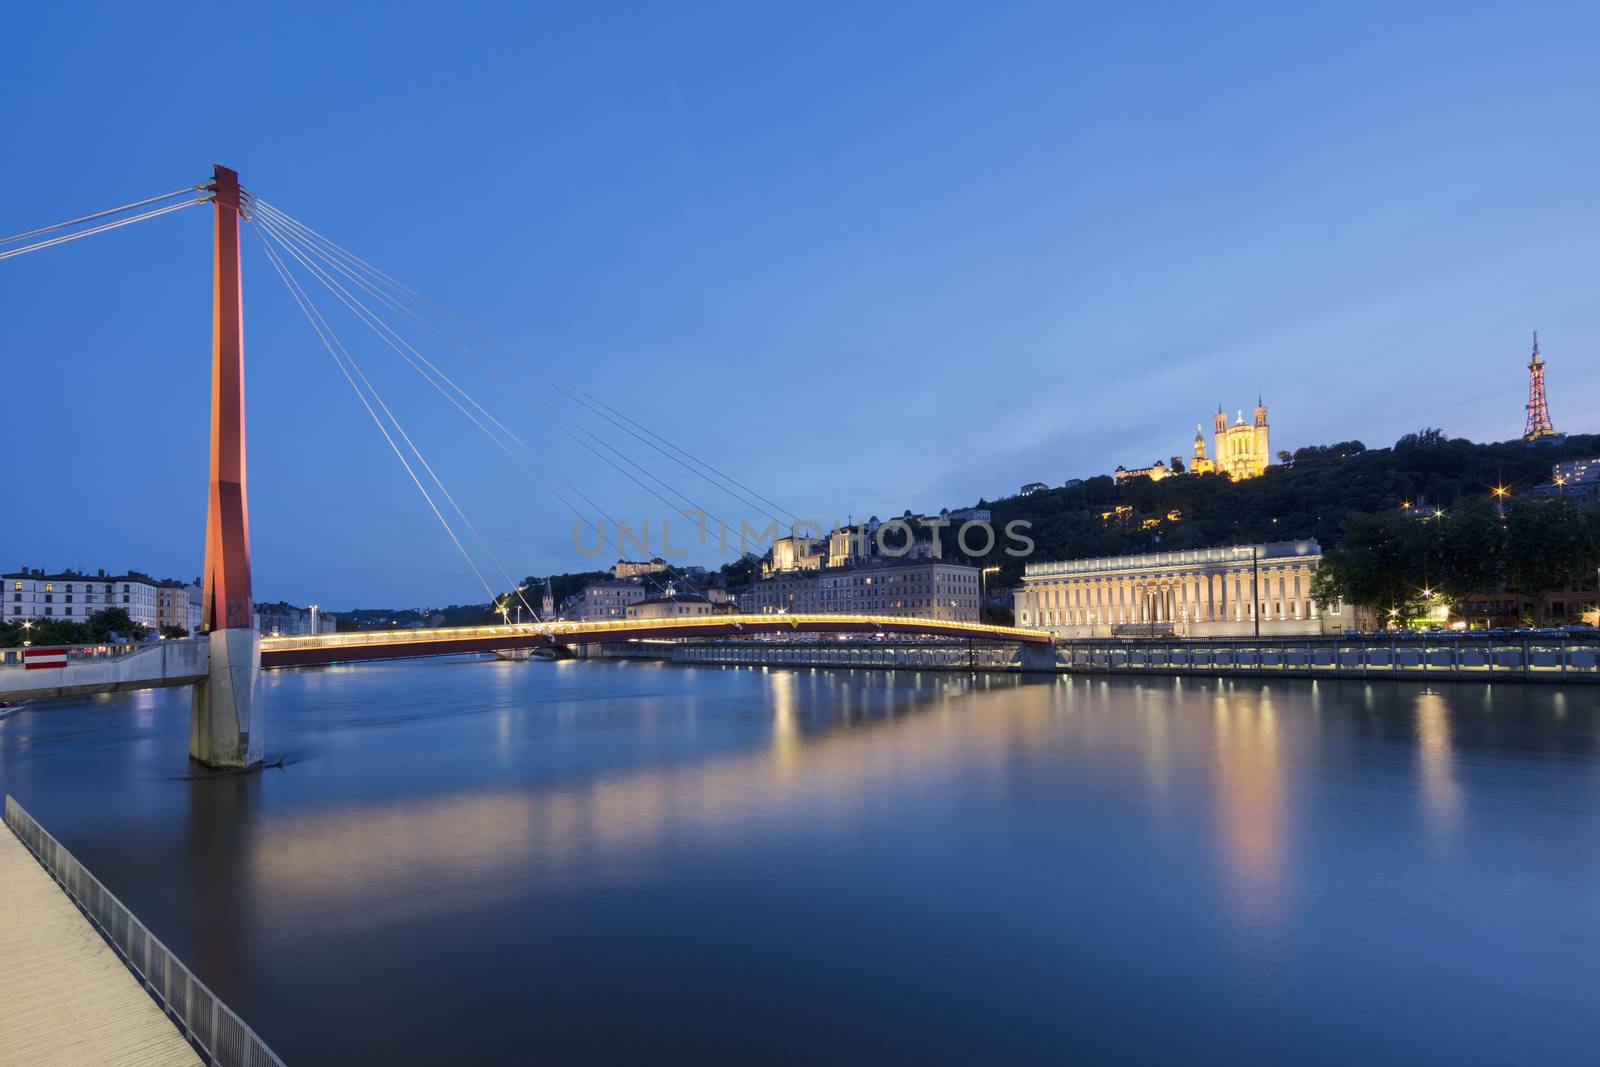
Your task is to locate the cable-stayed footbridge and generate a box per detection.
[1,166,1049,767]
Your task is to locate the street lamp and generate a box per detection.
[1250,542,1260,640]
[21,619,33,648]
[979,565,1000,624]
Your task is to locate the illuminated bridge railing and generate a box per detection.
[1058,634,1600,681]
[261,613,1047,657]
[4,795,286,1067]
[0,640,150,669]
[672,641,1019,670]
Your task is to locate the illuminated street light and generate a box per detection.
[979,565,1000,624]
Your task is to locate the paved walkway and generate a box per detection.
[0,826,200,1066]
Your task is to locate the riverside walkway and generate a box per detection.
[0,826,200,1067]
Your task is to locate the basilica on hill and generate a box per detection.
[1114,398,1271,484]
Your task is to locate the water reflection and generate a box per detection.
[186,772,259,1000]
[1415,692,1463,851]
[1211,688,1287,925]
[1,665,1598,1065]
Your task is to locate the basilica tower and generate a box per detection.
[1253,393,1270,468]
[1192,424,1215,474]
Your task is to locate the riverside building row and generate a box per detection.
[739,558,982,621]
[5,568,337,635]
[4,569,195,631]
[563,561,983,623]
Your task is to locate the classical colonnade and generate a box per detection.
[1020,560,1320,634]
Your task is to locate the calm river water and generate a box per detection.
[1,660,1598,1064]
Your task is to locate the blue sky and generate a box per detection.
[4,2,1598,608]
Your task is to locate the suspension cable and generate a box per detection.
[257,225,542,623]
[254,221,565,620]
[0,185,206,246]
[251,200,802,528]
[255,209,749,535]
[251,222,502,604]
[253,215,681,601]
[254,215,612,522]
[0,196,210,262]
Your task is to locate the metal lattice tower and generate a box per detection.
[1523,331,1558,441]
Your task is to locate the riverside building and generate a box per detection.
[572,578,648,621]
[1015,540,1342,638]
[156,580,194,632]
[4,569,161,628]
[625,592,730,620]
[739,558,981,621]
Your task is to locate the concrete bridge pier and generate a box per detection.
[1016,640,1061,673]
[190,628,262,768]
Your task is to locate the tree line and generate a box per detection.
[1311,495,1600,624]
[0,607,170,648]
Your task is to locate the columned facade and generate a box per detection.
[1015,540,1344,638]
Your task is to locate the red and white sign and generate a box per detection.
[23,648,69,670]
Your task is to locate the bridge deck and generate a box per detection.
[261,612,1048,668]
[0,826,200,1067]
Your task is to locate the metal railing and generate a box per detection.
[671,640,1019,670]
[1056,633,1600,681]
[0,640,152,669]
[3,795,286,1067]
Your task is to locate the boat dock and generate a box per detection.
[2,795,285,1066]
[0,823,200,1066]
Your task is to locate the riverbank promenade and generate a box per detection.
[0,826,199,1067]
